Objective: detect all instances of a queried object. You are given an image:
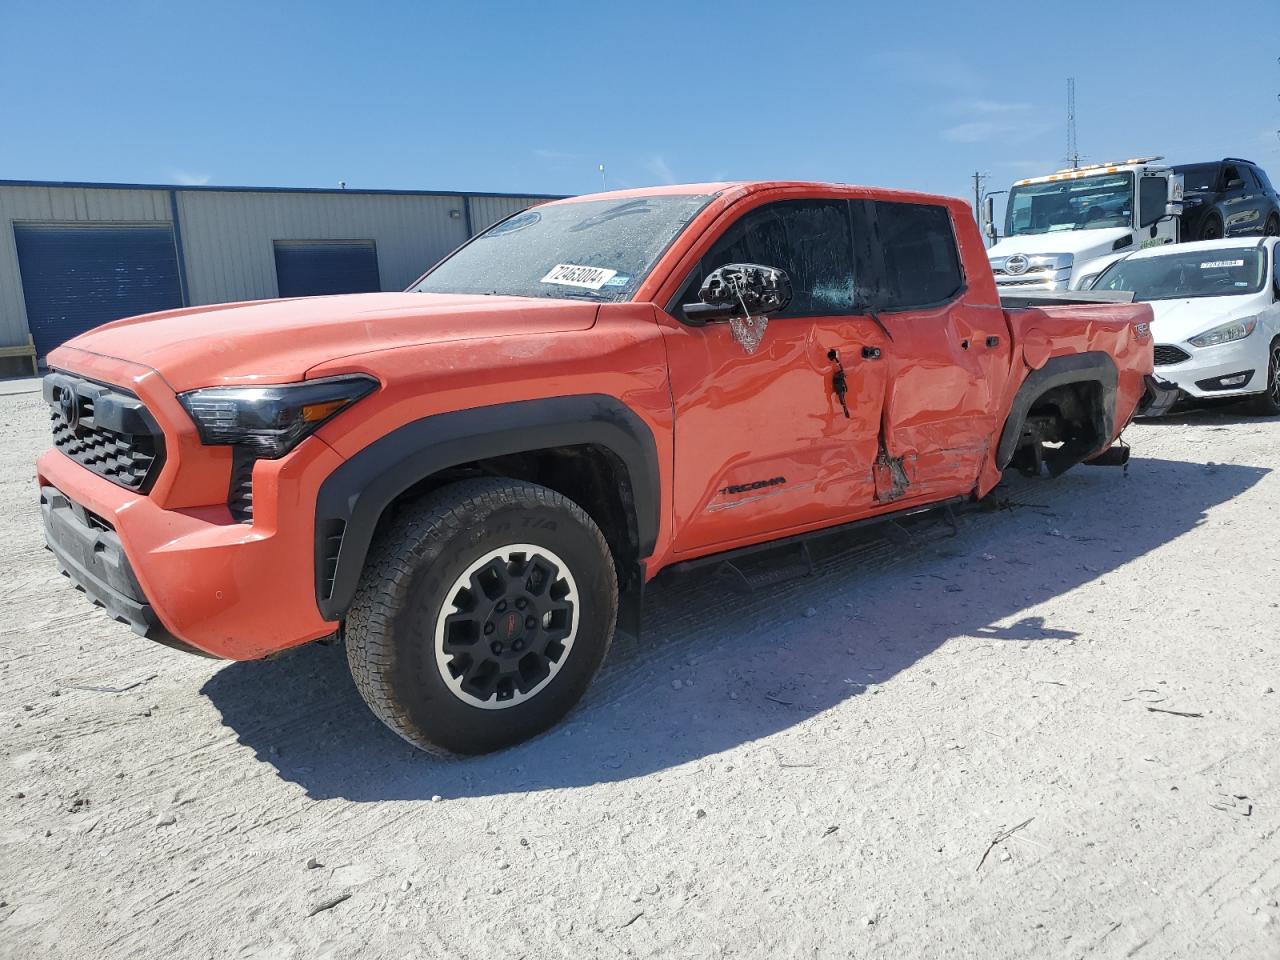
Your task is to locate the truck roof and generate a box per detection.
[1014,157,1169,187]
[542,180,967,210]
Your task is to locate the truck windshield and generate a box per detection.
[1005,173,1134,236]
[412,194,714,302]
[1093,248,1265,301]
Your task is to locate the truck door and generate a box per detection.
[1138,172,1177,247]
[860,199,1012,502]
[660,198,890,554]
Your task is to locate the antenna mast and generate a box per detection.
[1066,77,1080,169]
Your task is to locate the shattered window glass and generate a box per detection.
[695,200,858,318]
[871,202,965,310]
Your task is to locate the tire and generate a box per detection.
[345,478,618,756]
[1198,213,1224,242]
[1265,214,1280,238]
[1249,338,1280,416]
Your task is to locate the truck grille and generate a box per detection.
[996,277,1052,287]
[1153,345,1191,366]
[44,373,165,491]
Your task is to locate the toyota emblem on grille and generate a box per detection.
[1005,254,1030,276]
[58,386,80,431]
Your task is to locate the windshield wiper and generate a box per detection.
[552,289,609,301]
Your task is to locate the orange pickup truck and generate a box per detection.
[38,181,1159,755]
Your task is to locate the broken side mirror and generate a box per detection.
[683,263,793,325]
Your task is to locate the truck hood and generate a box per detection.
[56,292,599,392]
[1147,295,1262,344]
[989,228,1131,264]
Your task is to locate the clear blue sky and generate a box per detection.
[3,0,1278,213]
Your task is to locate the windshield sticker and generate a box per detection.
[540,263,618,290]
[1200,260,1244,269]
[602,274,630,288]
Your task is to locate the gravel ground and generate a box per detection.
[0,375,1277,960]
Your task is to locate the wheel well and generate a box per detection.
[1008,380,1109,476]
[375,444,641,584]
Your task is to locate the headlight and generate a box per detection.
[1187,316,1257,349]
[179,374,378,458]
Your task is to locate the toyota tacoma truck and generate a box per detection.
[38,181,1156,756]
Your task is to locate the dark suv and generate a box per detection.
[1173,158,1280,241]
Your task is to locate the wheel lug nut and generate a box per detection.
[496,601,507,612]
[491,641,503,655]
[525,615,536,629]
[516,598,527,610]
[483,622,495,635]
[512,639,524,651]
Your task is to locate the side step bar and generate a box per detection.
[666,496,966,592]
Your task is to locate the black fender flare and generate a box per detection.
[313,394,660,622]
[996,351,1119,470]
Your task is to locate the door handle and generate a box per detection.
[862,346,882,360]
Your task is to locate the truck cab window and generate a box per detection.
[677,200,857,319]
[1139,177,1169,227]
[870,201,965,309]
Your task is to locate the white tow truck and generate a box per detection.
[984,157,1185,292]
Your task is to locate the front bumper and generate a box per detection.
[37,433,344,661]
[40,485,208,654]
[1151,336,1266,400]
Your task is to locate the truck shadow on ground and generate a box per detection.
[201,455,1268,800]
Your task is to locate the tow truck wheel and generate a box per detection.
[1265,214,1280,238]
[1198,214,1224,242]
[345,478,618,756]
[1249,339,1280,416]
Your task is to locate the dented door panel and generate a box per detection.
[662,314,889,552]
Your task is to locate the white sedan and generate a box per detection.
[1087,238,1280,415]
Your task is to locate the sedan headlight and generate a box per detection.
[179,374,378,458]
[1187,316,1257,349]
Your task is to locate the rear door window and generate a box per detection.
[865,201,965,309]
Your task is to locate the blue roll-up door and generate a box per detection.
[273,240,381,298]
[14,222,184,357]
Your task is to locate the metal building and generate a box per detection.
[0,180,559,375]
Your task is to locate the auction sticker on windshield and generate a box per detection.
[541,263,618,290]
[1201,260,1245,269]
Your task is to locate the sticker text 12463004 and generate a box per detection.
[540,263,618,290]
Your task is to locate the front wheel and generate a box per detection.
[1265,214,1280,237]
[1198,213,1224,242]
[1249,339,1280,416]
[345,478,618,756]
